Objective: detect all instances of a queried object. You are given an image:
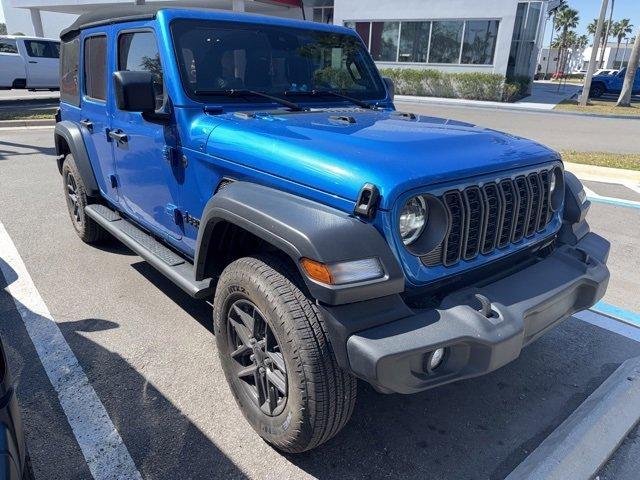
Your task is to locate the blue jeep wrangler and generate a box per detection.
[54,6,610,453]
[589,67,640,98]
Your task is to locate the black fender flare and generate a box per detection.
[194,182,405,305]
[54,121,99,196]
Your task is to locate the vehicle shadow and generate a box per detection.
[0,138,56,161]
[0,258,248,480]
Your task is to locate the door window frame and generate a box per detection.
[115,27,166,112]
[82,33,108,104]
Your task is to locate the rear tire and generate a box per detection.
[62,154,107,244]
[213,255,356,453]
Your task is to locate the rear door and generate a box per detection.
[110,24,182,240]
[79,30,119,204]
[22,39,60,88]
[0,38,25,88]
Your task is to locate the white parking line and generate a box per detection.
[0,221,142,480]
[576,310,640,343]
[583,186,640,210]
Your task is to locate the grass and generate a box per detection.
[0,110,55,121]
[554,98,640,116]
[561,151,640,171]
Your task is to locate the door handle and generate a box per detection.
[108,129,128,145]
[79,119,93,132]
[28,60,38,64]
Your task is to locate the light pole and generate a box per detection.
[580,0,609,106]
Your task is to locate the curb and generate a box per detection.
[395,96,640,120]
[506,356,640,480]
[0,118,55,128]
[564,162,640,185]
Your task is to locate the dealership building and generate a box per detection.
[1,0,549,81]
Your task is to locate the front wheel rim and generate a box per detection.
[226,299,288,417]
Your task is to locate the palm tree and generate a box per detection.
[611,19,633,68]
[617,30,640,106]
[554,8,580,74]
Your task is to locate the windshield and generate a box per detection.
[171,19,386,103]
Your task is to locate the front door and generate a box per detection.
[22,39,59,88]
[110,26,182,240]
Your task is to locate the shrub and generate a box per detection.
[379,68,529,103]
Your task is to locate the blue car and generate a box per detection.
[54,6,610,452]
[589,67,640,98]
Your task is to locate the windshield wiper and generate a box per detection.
[285,89,377,110]
[193,89,306,111]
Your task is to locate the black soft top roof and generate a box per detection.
[60,5,162,40]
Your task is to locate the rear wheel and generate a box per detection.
[62,155,107,244]
[213,255,356,453]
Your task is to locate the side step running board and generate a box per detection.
[85,204,214,299]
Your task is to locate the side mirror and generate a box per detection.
[113,71,157,112]
[383,76,395,102]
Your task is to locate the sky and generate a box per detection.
[542,0,639,46]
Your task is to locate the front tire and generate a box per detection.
[213,255,356,453]
[62,154,107,244]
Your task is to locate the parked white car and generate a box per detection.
[0,35,60,90]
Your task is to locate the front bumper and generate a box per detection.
[344,232,610,394]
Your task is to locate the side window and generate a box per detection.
[84,35,107,102]
[118,31,164,110]
[0,39,18,54]
[60,36,80,106]
[25,40,60,58]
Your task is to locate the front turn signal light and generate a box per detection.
[300,258,384,285]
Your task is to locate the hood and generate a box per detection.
[204,108,558,210]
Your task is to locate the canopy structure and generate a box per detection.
[6,0,315,37]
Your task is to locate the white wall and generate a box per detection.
[333,0,527,76]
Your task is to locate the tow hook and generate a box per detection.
[475,294,497,319]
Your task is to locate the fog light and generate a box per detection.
[428,348,445,371]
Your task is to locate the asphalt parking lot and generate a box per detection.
[1,127,639,479]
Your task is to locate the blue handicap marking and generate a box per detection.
[591,301,640,327]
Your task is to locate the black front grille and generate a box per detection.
[424,168,555,267]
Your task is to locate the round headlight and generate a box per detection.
[549,167,565,211]
[399,196,427,245]
[549,170,557,193]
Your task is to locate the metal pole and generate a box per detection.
[545,14,556,78]
[580,0,609,106]
[599,0,615,68]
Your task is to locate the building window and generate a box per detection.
[507,1,542,78]
[370,22,400,62]
[83,35,107,101]
[461,20,499,65]
[399,22,430,63]
[345,19,499,65]
[428,21,464,64]
[312,7,333,24]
